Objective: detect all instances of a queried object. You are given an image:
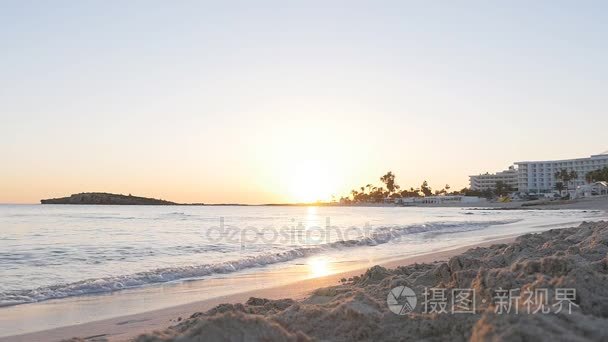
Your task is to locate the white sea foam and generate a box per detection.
[0,219,517,306]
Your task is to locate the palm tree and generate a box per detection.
[555,182,565,196]
[373,187,385,202]
[586,171,594,183]
[569,170,578,185]
[420,181,432,196]
[380,172,397,194]
[495,181,513,197]
[359,186,368,202]
[587,167,608,183]
[554,169,579,193]
[555,169,572,189]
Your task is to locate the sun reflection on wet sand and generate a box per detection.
[307,257,331,278]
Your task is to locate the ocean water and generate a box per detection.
[0,204,604,308]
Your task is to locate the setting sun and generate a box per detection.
[286,161,336,203]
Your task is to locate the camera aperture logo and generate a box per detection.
[387,286,417,315]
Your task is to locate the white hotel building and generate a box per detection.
[515,152,608,193]
[469,166,518,191]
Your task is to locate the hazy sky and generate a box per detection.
[1,1,607,204]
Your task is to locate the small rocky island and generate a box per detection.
[41,192,178,205]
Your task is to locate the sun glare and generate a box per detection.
[307,257,331,278]
[287,162,335,203]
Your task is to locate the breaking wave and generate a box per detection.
[0,219,518,307]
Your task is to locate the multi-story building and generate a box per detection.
[515,152,608,193]
[469,166,518,191]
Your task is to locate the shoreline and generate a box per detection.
[1,236,516,342]
[5,195,608,209]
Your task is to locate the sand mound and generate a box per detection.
[122,221,608,341]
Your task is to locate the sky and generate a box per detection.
[1,1,608,204]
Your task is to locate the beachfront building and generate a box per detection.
[395,195,482,205]
[469,166,518,191]
[515,152,608,194]
[575,181,608,198]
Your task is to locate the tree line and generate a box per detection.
[549,167,608,194]
[340,171,472,204]
[339,167,608,204]
[586,167,608,183]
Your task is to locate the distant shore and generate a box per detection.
[37,192,608,210]
[40,192,182,205]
